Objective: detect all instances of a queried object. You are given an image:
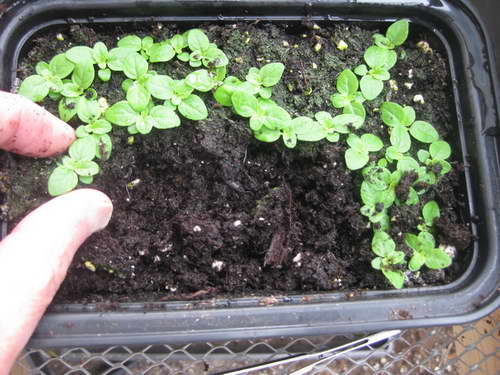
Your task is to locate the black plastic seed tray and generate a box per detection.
[0,0,498,348]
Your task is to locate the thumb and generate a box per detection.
[0,189,113,373]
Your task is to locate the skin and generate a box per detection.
[0,91,75,157]
[0,91,113,373]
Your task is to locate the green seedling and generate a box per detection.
[48,137,100,195]
[185,69,218,92]
[214,76,260,106]
[118,35,175,63]
[165,79,207,120]
[141,74,208,120]
[64,46,98,91]
[230,91,295,147]
[91,42,112,81]
[291,116,326,144]
[18,54,75,101]
[345,133,384,170]
[421,200,440,228]
[245,62,285,98]
[170,33,188,56]
[71,97,113,160]
[370,231,405,288]
[314,112,364,142]
[380,101,441,162]
[105,100,180,135]
[360,167,398,229]
[373,20,409,50]
[58,96,79,122]
[354,46,397,100]
[330,69,365,112]
[404,231,451,271]
[181,29,229,68]
[417,140,452,176]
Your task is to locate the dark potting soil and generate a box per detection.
[1,21,473,304]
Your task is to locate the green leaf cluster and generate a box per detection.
[176,29,229,69]
[322,20,455,288]
[118,35,175,64]
[48,137,100,195]
[359,166,399,230]
[105,100,180,134]
[370,231,405,288]
[19,54,75,101]
[245,62,285,99]
[405,231,451,271]
[345,133,383,170]
[354,46,396,100]
[330,69,366,120]
[373,20,409,50]
[19,28,228,196]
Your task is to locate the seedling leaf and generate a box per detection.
[178,94,208,120]
[336,69,358,95]
[410,121,439,143]
[260,62,285,87]
[48,167,78,196]
[422,200,440,227]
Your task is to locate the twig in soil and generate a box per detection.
[125,185,131,202]
[264,183,295,267]
[298,60,310,87]
[243,146,248,165]
[264,231,287,267]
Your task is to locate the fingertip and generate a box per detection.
[64,189,114,232]
[0,90,75,157]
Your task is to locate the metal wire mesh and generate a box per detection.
[12,311,498,375]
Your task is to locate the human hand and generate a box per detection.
[0,91,113,373]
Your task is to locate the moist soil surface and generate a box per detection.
[1,21,472,304]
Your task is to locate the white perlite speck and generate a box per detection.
[336,40,348,51]
[293,253,302,264]
[440,244,456,258]
[212,260,225,272]
[193,225,202,232]
[233,220,242,227]
[413,94,425,104]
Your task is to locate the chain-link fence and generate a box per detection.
[12,311,498,375]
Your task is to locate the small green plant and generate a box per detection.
[421,200,441,228]
[354,46,396,100]
[314,112,363,142]
[245,62,285,98]
[370,231,405,288]
[417,140,452,178]
[180,29,229,68]
[345,133,384,170]
[48,137,100,195]
[404,231,451,271]
[105,100,180,134]
[117,35,175,63]
[18,54,75,101]
[373,20,409,50]
[359,166,398,229]
[330,69,366,118]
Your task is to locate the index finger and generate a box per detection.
[0,91,75,157]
